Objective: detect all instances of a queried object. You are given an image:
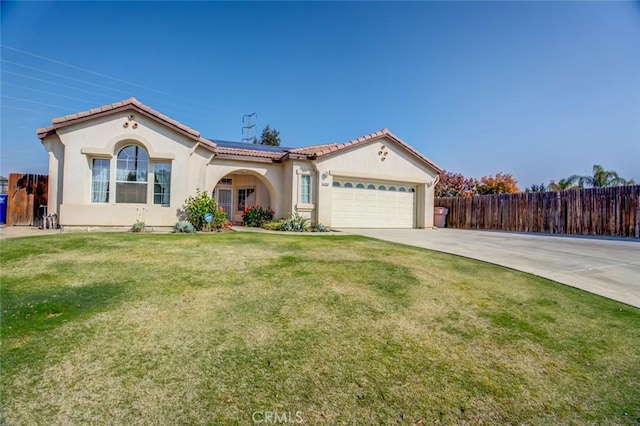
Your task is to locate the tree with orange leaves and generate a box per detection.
[475,172,520,195]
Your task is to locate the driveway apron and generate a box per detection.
[342,228,640,308]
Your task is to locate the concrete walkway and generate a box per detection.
[342,228,640,308]
[0,226,62,240]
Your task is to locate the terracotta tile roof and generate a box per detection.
[288,142,339,155]
[215,147,284,160]
[37,97,214,148]
[207,140,292,160]
[292,128,442,172]
[36,98,440,171]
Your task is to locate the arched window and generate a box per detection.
[378,185,386,190]
[344,182,353,188]
[388,186,397,191]
[333,181,341,187]
[399,187,407,192]
[367,184,376,190]
[116,145,148,203]
[409,188,416,193]
[356,183,365,189]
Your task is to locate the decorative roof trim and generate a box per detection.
[215,147,283,160]
[37,98,216,149]
[36,99,440,171]
[310,128,442,173]
[288,142,339,155]
[212,154,274,163]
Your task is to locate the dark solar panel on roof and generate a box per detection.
[210,139,295,153]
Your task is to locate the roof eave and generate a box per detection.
[213,154,276,163]
[314,130,442,173]
[381,130,443,173]
[36,98,205,143]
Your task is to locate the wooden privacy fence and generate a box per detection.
[435,185,640,238]
[7,173,48,226]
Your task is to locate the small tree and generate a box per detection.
[435,170,477,197]
[524,183,547,193]
[548,178,577,191]
[476,173,520,195]
[256,125,281,146]
[184,189,229,231]
[568,164,635,188]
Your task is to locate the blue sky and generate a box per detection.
[1,1,639,187]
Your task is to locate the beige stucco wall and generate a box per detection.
[41,110,437,229]
[313,137,439,228]
[42,110,210,227]
[287,161,317,222]
[42,135,64,218]
[212,173,271,223]
[206,159,284,219]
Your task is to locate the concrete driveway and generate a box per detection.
[342,228,640,309]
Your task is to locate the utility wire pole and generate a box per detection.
[242,113,257,143]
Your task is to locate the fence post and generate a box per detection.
[636,195,640,238]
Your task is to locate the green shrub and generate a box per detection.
[174,220,196,233]
[312,223,330,232]
[281,212,310,232]
[184,190,229,231]
[242,205,274,227]
[131,221,146,233]
[262,219,286,231]
[214,207,231,231]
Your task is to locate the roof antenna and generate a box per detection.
[242,113,257,143]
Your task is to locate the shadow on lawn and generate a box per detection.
[2,280,128,339]
[1,280,130,374]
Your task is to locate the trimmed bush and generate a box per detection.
[242,205,274,227]
[214,207,231,231]
[174,220,196,233]
[262,219,286,231]
[312,223,330,232]
[131,221,146,233]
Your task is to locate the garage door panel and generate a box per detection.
[332,180,416,228]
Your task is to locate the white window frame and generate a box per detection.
[153,162,172,206]
[300,174,312,204]
[115,145,149,204]
[237,187,255,211]
[91,158,111,203]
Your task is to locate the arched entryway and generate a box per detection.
[212,170,276,224]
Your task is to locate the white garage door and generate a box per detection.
[331,180,416,228]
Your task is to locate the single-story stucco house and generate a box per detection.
[37,98,442,229]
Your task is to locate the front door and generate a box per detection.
[217,188,233,221]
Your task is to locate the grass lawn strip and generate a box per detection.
[1,233,638,424]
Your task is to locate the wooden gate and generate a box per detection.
[7,173,48,226]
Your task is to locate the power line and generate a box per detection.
[1,49,232,128]
[1,69,126,98]
[2,82,100,104]
[1,95,73,110]
[2,59,131,96]
[0,104,54,115]
[1,44,215,109]
[1,69,213,121]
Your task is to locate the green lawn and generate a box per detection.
[1,232,639,425]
